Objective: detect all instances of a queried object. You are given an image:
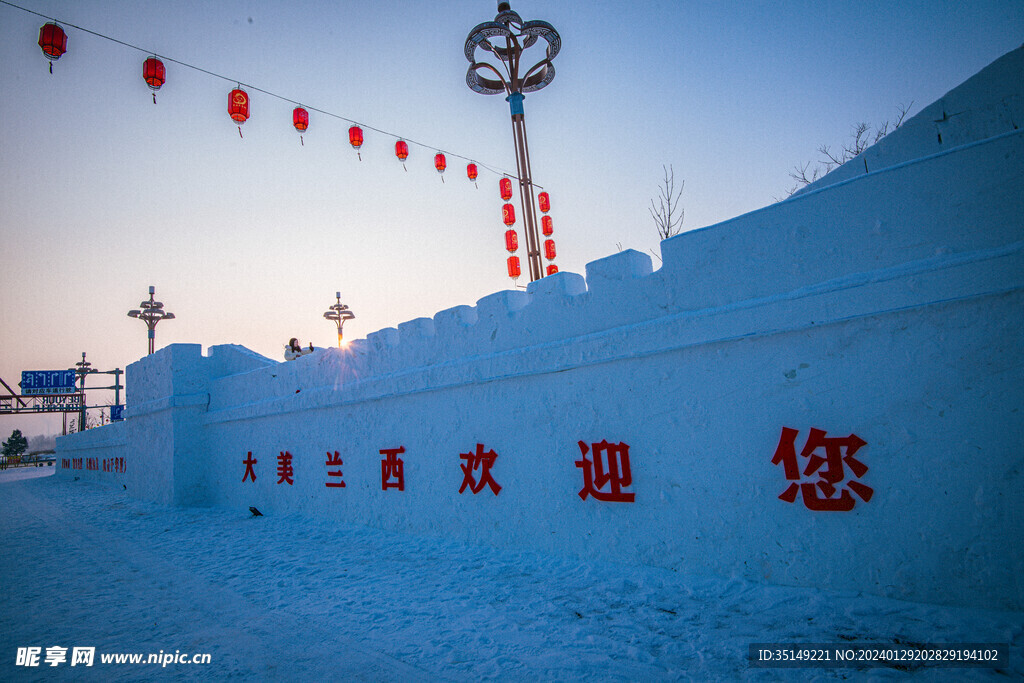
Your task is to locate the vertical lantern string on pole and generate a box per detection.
[464,2,562,282]
[538,191,556,273]
[501,177,521,282]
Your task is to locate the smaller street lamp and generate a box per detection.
[128,285,175,355]
[323,292,355,347]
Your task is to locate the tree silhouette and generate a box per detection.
[650,164,685,241]
[3,429,29,458]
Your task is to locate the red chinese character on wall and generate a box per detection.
[277,451,294,485]
[575,440,635,502]
[243,451,257,482]
[459,443,502,495]
[772,427,872,511]
[325,451,345,488]
[381,446,405,491]
[103,457,126,474]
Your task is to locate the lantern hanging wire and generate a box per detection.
[4,0,544,187]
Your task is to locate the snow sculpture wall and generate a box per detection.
[57,48,1024,612]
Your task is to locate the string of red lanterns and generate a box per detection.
[20,6,567,281]
[538,191,558,275]
[20,9,532,186]
[500,182,523,281]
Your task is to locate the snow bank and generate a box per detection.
[57,48,1024,613]
[4,474,1022,680]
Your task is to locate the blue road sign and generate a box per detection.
[21,370,77,395]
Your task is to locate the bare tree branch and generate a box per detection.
[649,164,685,241]
[784,102,914,198]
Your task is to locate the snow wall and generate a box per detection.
[57,47,1024,612]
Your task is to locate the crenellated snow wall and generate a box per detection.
[57,47,1024,611]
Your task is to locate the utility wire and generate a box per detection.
[0,0,537,185]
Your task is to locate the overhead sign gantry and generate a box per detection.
[0,353,124,433]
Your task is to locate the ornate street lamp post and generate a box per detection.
[128,285,175,355]
[465,1,561,283]
[323,292,355,347]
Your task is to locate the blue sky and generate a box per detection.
[2,0,1022,435]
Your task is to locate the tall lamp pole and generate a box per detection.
[323,292,355,347]
[73,352,91,431]
[128,285,175,355]
[465,1,561,283]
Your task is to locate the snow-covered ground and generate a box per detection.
[1,469,1020,681]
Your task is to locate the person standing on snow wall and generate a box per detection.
[284,338,314,361]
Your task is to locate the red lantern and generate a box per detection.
[467,163,478,182]
[544,239,557,260]
[507,256,521,280]
[434,153,447,183]
[143,57,165,103]
[348,125,363,160]
[228,88,249,138]
[38,23,67,74]
[502,203,516,226]
[292,108,308,132]
[395,140,409,170]
[547,264,559,276]
[505,229,519,253]
[293,107,308,145]
[542,215,553,236]
[538,191,551,213]
[499,177,513,201]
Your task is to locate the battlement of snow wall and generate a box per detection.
[57,125,1024,611]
